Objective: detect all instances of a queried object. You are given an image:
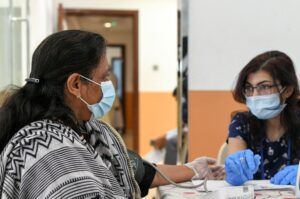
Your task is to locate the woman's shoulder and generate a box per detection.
[2,120,87,169]
[17,119,74,137]
[7,120,83,153]
[228,111,253,141]
[229,111,251,131]
[231,111,251,123]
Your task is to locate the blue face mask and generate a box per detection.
[78,76,116,120]
[246,93,286,120]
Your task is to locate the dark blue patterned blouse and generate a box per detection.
[228,112,295,179]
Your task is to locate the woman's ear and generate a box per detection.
[66,73,82,97]
[282,85,294,100]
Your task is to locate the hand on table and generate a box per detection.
[185,156,225,180]
[225,149,261,186]
[271,165,298,185]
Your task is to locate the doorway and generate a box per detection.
[58,6,139,152]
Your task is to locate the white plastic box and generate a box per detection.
[203,185,254,199]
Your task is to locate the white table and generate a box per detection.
[157,181,295,199]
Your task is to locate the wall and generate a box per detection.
[0,1,11,89]
[0,0,30,88]
[30,0,54,56]
[188,0,300,160]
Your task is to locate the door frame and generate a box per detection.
[57,6,140,152]
[108,44,126,127]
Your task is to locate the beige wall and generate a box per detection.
[189,91,246,160]
[139,92,177,155]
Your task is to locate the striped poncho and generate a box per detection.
[0,119,141,199]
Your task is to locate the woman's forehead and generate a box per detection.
[246,70,273,85]
[91,56,108,77]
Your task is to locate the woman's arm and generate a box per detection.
[149,157,225,187]
[227,113,249,155]
[150,164,194,187]
[227,137,247,155]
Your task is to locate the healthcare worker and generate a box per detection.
[226,50,300,186]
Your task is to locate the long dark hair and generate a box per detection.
[233,50,300,161]
[0,30,106,152]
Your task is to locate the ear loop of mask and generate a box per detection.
[279,86,285,94]
[77,95,91,107]
[80,75,101,86]
[278,86,287,104]
[77,74,101,106]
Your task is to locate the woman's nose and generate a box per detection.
[252,88,260,96]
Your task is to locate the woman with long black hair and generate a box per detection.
[0,30,224,198]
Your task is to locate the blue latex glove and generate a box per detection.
[225,149,261,186]
[270,165,298,185]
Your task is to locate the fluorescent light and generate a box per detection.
[104,22,112,28]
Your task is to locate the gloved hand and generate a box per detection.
[225,149,261,186]
[270,165,298,185]
[210,164,226,180]
[185,157,224,180]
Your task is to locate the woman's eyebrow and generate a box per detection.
[245,80,273,86]
[256,80,273,85]
[105,70,111,77]
[106,70,111,76]
[99,70,110,81]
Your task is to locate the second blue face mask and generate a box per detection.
[246,93,286,120]
[78,76,116,120]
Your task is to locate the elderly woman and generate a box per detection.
[0,30,223,199]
